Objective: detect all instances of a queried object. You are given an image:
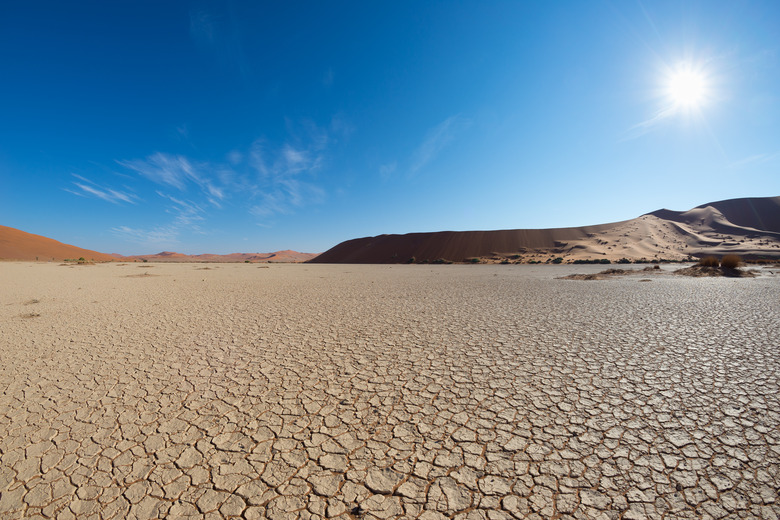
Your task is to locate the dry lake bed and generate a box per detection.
[1,262,778,519]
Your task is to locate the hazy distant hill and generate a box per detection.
[311,196,780,263]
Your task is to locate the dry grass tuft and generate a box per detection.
[721,254,742,269]
[698,256,719,267]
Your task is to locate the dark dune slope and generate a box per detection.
[649,196,780,236]
[311,223,622,264]
[312,196,780,263]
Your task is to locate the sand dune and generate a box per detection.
[0,226,317,263]
[122,250,317,263]
[312,196,780,263]
[4,196,777,264]
[651,195,780,234]
[0,225,115,262]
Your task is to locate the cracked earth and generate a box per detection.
[1,262,778,519]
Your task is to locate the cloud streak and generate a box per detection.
[65,175,137,205]
[69,118,334,251]
[410,115,470,174]
[621,105,678,141]
[728,152,778,168]
[118,153,225,206]
[111,225,179,246]
[247,129,328,219]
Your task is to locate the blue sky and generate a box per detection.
[1,1,778,254]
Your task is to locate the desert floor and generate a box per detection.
[1,262,778,520]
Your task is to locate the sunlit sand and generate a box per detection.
[1,262,778,518]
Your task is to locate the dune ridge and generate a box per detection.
[0,225,115,262]
[3,196,778,264]
[0,226,316,263]
[312,196,780,263]
[122,250,317,263]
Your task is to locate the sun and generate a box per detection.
[665,64,709,110]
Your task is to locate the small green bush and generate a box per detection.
[552,257,563,264]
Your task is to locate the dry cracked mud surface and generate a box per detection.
[1,262,778,519]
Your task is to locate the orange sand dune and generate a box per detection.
[0,225,115,262]
[0,225,317,263]
[312,196,780,263]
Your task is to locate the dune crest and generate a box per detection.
[122,251,318,263]
[312,196,780,263]
[0,225,115,262]
[0,226,317,263]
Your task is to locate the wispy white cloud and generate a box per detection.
[621,105,677,141]
[728,152,778,168]
[156,191,206,228]
[111,225,179,246]
[379,162,397,181]
[410,115,470,174]
[118,152,225,206]
[103,119,331,245]
[249,180,325,218]
[119,153,188,190]
[282,145,310,172]
[250,191,290,218]
[65,174,137,205]
[246,125,329,219]
[226,150,243,165]
[109,192,207,250]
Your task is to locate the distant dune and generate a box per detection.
[0,226,317,263]
[122,250,318,263]
[0,225,116,262]
[4,196,778,264]
[311,196,780,264]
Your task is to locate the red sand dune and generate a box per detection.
[0,225,115,262]
[312,196,780,263]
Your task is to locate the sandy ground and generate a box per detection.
[1,262,779,519]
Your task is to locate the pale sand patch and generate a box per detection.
[1,262,778,518]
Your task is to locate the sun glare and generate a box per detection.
[665,64,709,111]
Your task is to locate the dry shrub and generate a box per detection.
[721,254,742,269]
[698,256,719,267]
